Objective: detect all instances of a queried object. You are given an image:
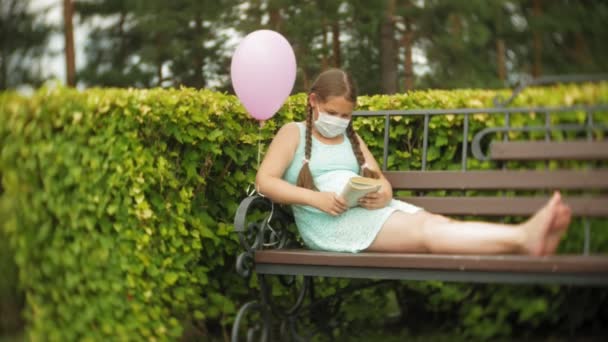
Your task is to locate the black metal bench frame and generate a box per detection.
[231,76,608,341]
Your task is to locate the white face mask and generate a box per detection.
[314,108,350,138]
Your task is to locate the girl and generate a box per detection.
[255,68,571,255]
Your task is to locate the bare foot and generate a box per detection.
[521,192,562,256]
[542,203,572,256]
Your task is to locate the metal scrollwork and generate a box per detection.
[471,123,608,161]
[235,252,254,279]
[233,195,301,341]
[493,74,533,107]
[260,274,314,341]
[230,301,270,342]
[233,195,295,279]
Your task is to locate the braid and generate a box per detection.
[347,124,380,179]
[296,103,318,190]
[304,104,313,164]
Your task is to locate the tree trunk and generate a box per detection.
[380,0,398,94]
[0,49,6,90]
[496,38,506,82]
[331,21,341,67]
[402,16,414,91]
[322,18,329,69]
[157,64,163,86]
[295,43,310,91]
[302,67,310,91]
[117,11,127,67]
[574,32,589,65]
[156,33,163,86]
[193,11,205,87]
[0,0,16,89]
[532,0,542,78]
[63,0,76,87]
[269,7,282,32]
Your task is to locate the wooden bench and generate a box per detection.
[231,105,608,341]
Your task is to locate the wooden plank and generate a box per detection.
[384,170,608,190]
[398,196,608,217]
[255,249,608,274]
[255,264,608,285]
[490,141,608,160]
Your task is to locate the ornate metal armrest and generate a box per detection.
[471,123,608,161]
[234,195,295,278]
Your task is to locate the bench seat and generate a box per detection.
[255,249,608,285]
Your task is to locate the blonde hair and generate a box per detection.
[296,68,380,190]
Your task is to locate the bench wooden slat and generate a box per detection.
[490,141,608,160]
[398,196,608,216]
[255,263,608,285]
[255,250,608,274]
[385,170,608,190]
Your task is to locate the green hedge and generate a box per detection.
[1,82,607,341]
[0,213,24,337]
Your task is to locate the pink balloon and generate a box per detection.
[231,30,297,121]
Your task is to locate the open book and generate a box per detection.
[340,176,383,208]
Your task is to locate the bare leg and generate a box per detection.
[366,211,529,254]
[366,192,564,255]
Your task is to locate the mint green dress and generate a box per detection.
[282,122,422,253]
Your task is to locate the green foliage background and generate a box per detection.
[0,83,607,340]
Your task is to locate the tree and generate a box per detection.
[0,0,53,90]
[412,0,523,89]
[531,0,543,77]
[72,0,608,92]
[131,0,230,88]
[399,0,416,91]
[380,0,397,94]
[76,0,151,87]
[64,0,76,86]
[526,0,608,76]
[76,0,234,88]
[340,0,385,94]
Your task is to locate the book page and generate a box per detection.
[340,177,382,208]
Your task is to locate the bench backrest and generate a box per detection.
[383,139,608,217]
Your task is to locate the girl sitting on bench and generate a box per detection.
[255,68,571,256]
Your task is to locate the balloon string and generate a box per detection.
[257,122,262,168]
[248,121,265,197]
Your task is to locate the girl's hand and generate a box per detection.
[312,192,348,216]
[359,188,391,210]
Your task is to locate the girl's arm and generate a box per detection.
[255,123,317,206]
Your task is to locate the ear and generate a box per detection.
[308,93,317,107]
